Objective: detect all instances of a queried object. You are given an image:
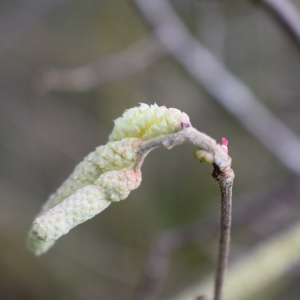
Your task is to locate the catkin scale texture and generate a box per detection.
[32,185,110,241]
[32,169,142,242]
[27,138,141,255]
[26,232,55,256]
[41,138,142,213]
[109,103,190,141]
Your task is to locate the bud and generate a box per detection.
[193,149,214,164]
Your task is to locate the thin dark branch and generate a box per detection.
[256,0,300,49]
[133,127,230,172]
[132,126,234,300]
[211,165,234,300]
[134,179,300,300]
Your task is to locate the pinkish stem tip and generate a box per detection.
[222,137,228,146]
[221,137,228,153]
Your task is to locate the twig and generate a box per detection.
[256,0,300,49]
[133,127,231,172]
[134,178,300,300]
[133,126,234,300]
[211,165,233,300]
[132,230,178,300]
[132,0,300,177]
[35,34,166,92]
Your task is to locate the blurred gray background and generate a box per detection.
[1,0,300,299]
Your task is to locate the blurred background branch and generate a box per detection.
[34,34,166,92]
[256,0,300,49]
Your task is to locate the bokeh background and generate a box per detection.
[1,0,300,299]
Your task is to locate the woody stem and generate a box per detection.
[133,127,234,300]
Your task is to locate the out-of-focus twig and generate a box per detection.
[132,0,300,177]
[35,34,166,92]
[133,224,216,300]
[256,0,300,49]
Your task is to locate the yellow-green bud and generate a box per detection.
[193,149,214,164]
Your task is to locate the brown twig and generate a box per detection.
[133,127,230,172]
[134,178,300,300]
[132,126,234,300]
[211,165,234,300]
[149,179,300,299]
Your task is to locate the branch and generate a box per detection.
[256,0,300,49]
[133,127,231,172]
[35,34,166,92]
[211,165,233,300]
[133,126,234,300]
[132,0,300,177]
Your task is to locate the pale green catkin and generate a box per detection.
[41,138,142,213]
[32,169,142,242]
[26,232,55,256]
[109,103,190,141]
[28,104,191,255]
[27,138,141,255]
